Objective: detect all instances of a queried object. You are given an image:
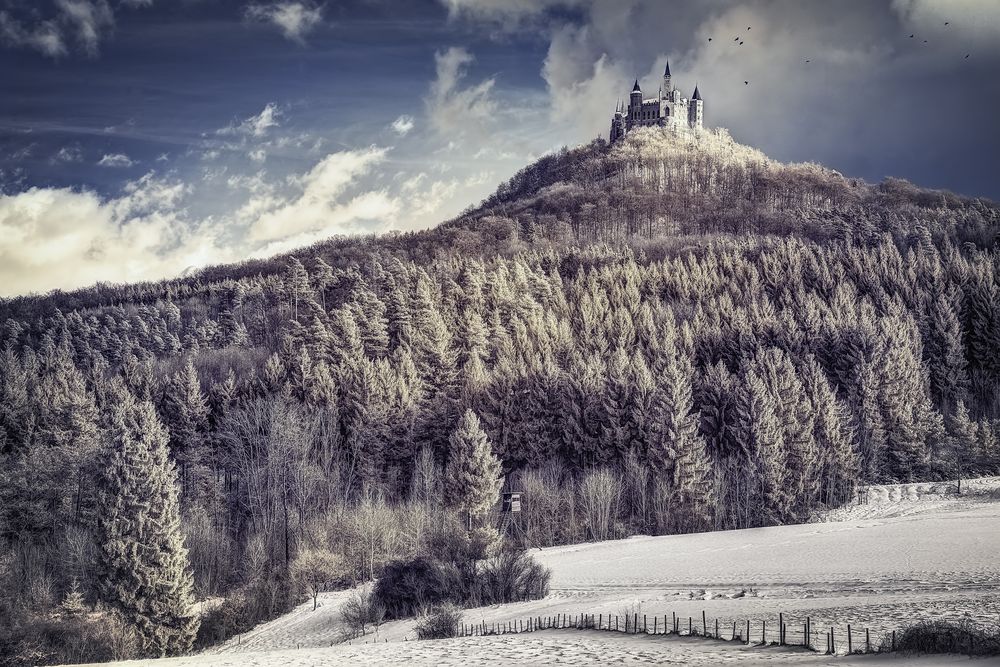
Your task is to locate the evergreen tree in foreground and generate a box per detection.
[95,382,199,656]
[444,409,502,527]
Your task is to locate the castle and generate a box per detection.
[609,62,703,142]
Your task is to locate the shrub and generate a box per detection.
[371,556,464,619]
[339,587,386,639]
[886,619,1000,656]
[415,603,463,640]
[476,550,550,605]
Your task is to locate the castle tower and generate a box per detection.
[689,84,703,129]
[610,99,626,142]
[662,61,672,94]
[629,79,642,119]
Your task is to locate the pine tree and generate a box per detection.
[444,409,502,526]
[162,359,210,500]
[95,383,199,656]
[648,346,714,531]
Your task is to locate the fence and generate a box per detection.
[457,610,899,656]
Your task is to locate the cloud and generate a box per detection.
[247,146,397,242]
[97,153,135,168]
[426,47,497,139]
[0,0,126,58]
[0,174,227,296]
[51,146,84,164]
[245,1,323,43]
[390,114,415,136]
[0,13,66,57]
[219,102,283,137]
[0,145,408,296]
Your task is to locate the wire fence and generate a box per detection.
[458,610,900,655]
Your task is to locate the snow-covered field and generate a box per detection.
[72,477,1000,666]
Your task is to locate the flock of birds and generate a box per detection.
[705,21,971,87]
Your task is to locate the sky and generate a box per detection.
[1,0,999,297]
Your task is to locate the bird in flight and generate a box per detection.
[805,59,811,63]
[909,34,914,38]
[739,41,744,45]
[744,80,749,85]
[965,54,970,59]
[708,37,712,42]
[747,26,751,31]
[945,21,950,25]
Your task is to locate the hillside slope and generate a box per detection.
[73,477,1000,666]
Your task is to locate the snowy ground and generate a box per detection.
[71,477,1000,666]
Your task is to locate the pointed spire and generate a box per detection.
[632,79,641,92]
[692,84,702,100]
[664,61,671,77]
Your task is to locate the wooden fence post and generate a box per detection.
[892,630,896,652]
[746,620,750,645]
[702,611,707,637]
[715,618,719,639]
[779,613,783,645]
[673,612,677,634]
[599,614,602,630]
[831,627,835,654]
[866,628,870,653]
[654,617,658,634]
[634,613,639,635]
[689,617,693,635]
[644,614,647,634]
[848,624,852,654]
[732,621,737,641]
[762,620,766,644]
[806,617,810,649]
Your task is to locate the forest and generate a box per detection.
[1,126,999,665]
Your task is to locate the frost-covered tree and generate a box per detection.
[95,383,198,656]
[444,409,502,527]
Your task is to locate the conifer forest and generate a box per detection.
[2,128,999,664]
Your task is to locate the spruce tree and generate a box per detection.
[95,383,198,656]
[444,409,502,526]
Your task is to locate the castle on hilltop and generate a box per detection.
[610,62,703,142]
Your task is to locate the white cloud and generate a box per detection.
[0,13,66,57]
[51,146,84,164]
[245,1,323,43]
[390,114,415,136]
[247,146,398,242]
[97,153,135,168]
[0,145,408,296]
[220,102,283,137]
[0,174,227,296]
[426,47,497,139]
[56,0,114,56]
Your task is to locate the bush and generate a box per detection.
[887,619,1000,656]
[339,587,386,639]
[371,556,464,619]
[476,550,550,605]
[415,603,463,640]
[193,577,294,650]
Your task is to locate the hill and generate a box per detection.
[1,126,1000,665]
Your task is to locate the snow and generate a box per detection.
[68,477,1000,666]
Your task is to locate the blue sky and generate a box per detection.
[2,0,999,296]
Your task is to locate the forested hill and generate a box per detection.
[2,125,1000,662]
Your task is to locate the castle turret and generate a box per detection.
[609,101,624,142]
[689,84,703,129]
[629,79,642,119]
[662,61,672,93]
